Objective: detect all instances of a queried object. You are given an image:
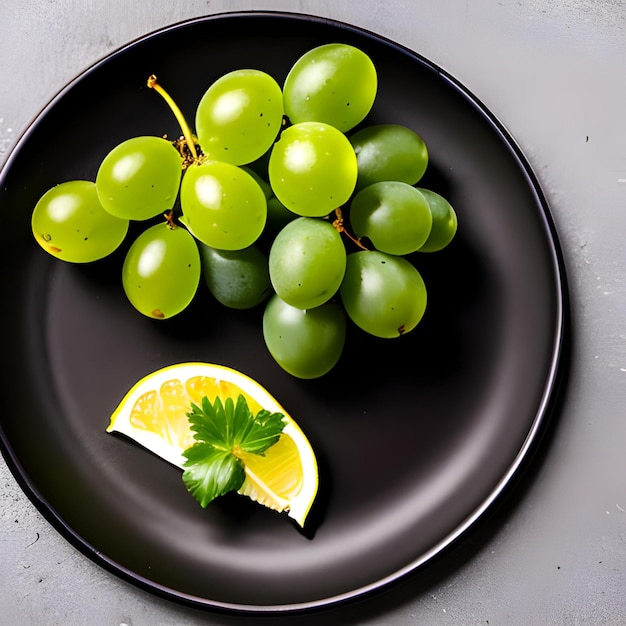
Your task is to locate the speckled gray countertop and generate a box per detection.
[1,1,625,624]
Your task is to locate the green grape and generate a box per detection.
[241,166,273,200]
[350,124,429,190]
[283,43,377,132]
[122,223,201,319]
[264,196,298,237]
[416,188,458,252]
[258,195,299,250]
[180,160,267,250]
[195,69,284,166]
[200,243,271,309]
[269,217,346,310]
[268,121,357,217]
[245,145,272,182]
[95,136,182,220]
[340,250,427,338]
[350,181,432,255]
[263,295,346,379]
[31,180,129,263]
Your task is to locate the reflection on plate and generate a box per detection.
[0,11,566,613]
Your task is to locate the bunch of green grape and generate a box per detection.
[30,42,457,378]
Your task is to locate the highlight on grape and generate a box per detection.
[29,42,458,379]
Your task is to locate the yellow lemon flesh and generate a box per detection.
[107,362,318,527]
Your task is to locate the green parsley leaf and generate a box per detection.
[182,394,285,508]
[182,443,245,507]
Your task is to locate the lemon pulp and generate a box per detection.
[107,362,318,527]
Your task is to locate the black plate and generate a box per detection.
[0,11,566,613]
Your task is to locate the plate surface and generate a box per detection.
[0,11,565,613]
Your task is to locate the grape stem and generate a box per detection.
[164,210,177,230]
[333,208,368,250]
[147,75,199,163]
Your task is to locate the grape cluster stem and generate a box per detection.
[333,208,368,251]
[164,210,177,230]
[147,75,200,165]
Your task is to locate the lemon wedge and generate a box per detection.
[107,362,318,527]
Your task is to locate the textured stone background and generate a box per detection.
[1,1,625,624]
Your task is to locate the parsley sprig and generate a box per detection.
[182,394,285,507]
